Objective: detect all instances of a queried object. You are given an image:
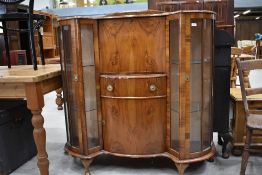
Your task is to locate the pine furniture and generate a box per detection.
[0,64,62,175]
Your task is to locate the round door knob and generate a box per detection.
[106,84,114,92]
[149,84,157,92]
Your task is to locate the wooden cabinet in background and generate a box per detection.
[59,10,215,175]
[34,10,60,64]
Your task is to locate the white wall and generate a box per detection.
[22,0,52,10]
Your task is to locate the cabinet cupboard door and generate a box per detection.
[99,17,166,73]
[102,98,166,155]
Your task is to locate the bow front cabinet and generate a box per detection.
[59,10,215,175]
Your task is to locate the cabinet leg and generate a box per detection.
[81,159,93,175]
[175,163,189,175]
[56,88,63,110]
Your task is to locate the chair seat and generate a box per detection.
[247,114,262,129]
[0,12,45,21]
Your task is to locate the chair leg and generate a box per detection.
[28,18,38,70]
[2,21,11,68]
[240,128,252,175]
[38,29,45,65]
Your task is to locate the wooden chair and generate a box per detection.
[236,58,262,175]
[0,0,45,70]
[231,47,242,88]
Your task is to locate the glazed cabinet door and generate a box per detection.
[168,13,214,159]
[60,19,102,155]
[79,21,102,153]
[60,22,81,151]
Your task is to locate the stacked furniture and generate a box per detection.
[34,10,60,64]
[59,10,215,175]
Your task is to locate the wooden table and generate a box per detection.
[230,88,262,155]
[0,64,62,175]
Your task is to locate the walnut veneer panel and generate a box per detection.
[102,98,166,155]
[99,17,166,73]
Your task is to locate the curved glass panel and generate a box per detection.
[81,25,100,148]
[61,25,80,148]
[190,19,202,153]
[202,19,213,150]
[170,20,180,151]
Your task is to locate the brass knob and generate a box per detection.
[106,84,114,92]
[149,84,157,92]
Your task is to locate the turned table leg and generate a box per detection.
[81,159,94,175]
[26,83,49,175]
[56,88,64,110]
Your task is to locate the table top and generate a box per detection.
[230,88,262,101]
[0,64,61,83]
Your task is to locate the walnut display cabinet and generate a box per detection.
[59,10,215,175]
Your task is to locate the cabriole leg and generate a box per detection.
[81,159,94,175]
[175,163,189,175]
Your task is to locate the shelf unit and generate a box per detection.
[34,10,60,64]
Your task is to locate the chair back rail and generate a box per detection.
[0,0,25,4]
[238,59,262,71]
[236,58,262,117]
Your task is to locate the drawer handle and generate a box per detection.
[106,84,114,92]
[149,84,157,92]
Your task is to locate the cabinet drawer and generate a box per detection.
[100,74,166,98]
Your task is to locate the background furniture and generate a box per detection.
[1,49,26,65]
[231,47,255,88]
[0,99,36,174]
[148,0,234,35]
[59,10,215,175]
[256,40,262,59]
[34,10,60,64]
[0,64,62,175]
[236,58,262,175]
[230,47,242,88]
[0,0,45,70]
[213,28,234,158]
[230,88,262,155]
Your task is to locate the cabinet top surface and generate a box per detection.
[230,88,262,101]
[0,64,61,83]
[58,9,215,21]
